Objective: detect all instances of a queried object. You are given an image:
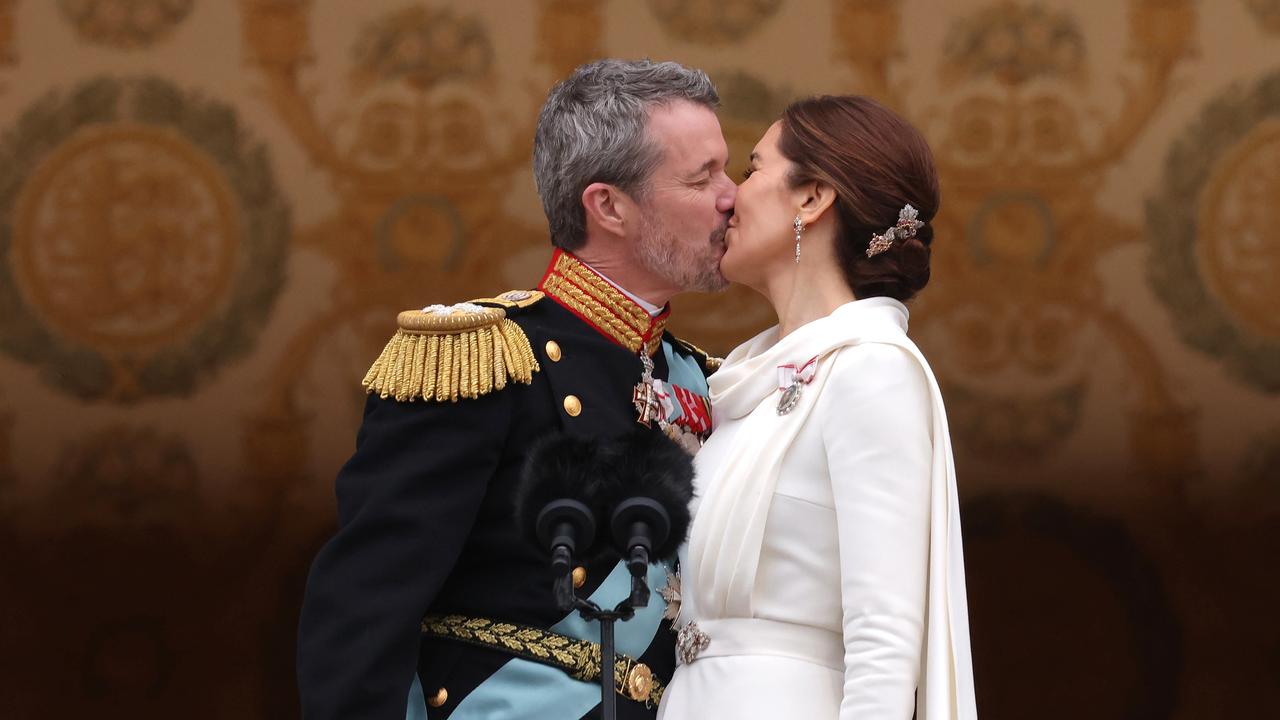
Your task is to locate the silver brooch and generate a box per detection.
[675,621,710,664]
[776,384,802,415]
[776,356,818,416]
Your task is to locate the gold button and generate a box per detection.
[563,394,582,417]
[572,566,587,589]
[625,663,654,701]
[427,687,448,707]
[545,340,562,362]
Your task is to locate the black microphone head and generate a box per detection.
[604,429,695,562]
[514,432,610,561]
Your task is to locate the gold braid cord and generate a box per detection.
[421,614,665,707]
[362,306,540,402]
[672,337,723,372]
[539,251,668,356]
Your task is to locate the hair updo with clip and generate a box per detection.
[777,95,939,302]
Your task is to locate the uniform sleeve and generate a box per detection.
[297,389,513,720]
[818,343,932,720]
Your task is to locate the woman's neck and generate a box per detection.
[764,245,856,339]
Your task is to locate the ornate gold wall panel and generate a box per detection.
[1,1,1277,717]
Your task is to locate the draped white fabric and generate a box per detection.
[663,297,977,720]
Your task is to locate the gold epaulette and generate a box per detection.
[362,298,541,403]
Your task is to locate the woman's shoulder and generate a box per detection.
[819,339,932,407]
[829,337,924,376]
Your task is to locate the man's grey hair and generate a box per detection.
[533,59,719,250]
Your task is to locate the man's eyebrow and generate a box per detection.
[687,158,717,177]
[691,151,732,174]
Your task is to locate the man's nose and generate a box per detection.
[716,180,736,214]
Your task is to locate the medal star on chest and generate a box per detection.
[632,351,662,427]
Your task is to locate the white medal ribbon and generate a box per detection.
[775,355,819,415]
[652,378,676,420]
[776,355,819,390]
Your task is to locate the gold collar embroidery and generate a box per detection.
[538,249,669,356]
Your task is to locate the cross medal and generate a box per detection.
[632,351,662,427]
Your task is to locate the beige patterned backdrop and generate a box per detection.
[0,1,1277,717]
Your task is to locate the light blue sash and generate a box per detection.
[407,560,670,719]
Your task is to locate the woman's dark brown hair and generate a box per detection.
[777,95,939,302]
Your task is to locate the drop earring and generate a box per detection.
[793,215,803,264]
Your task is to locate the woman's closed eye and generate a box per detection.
[742,167,755,180]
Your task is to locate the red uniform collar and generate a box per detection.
[537,249,670,356]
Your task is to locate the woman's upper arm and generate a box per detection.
[819,343,932,718]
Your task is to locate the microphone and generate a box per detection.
[514,433,612,609]
[536,498,594,579]
[515,429,696,609]
[612,497,669,580]
[600,430,695,590]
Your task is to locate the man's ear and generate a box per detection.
[797,180,836,227]
[582,182,631,238]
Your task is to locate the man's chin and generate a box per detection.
[691,268,729,293]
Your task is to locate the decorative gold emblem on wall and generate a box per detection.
[895,0,1201,487]
[12,124,238,349]
[1243,0,1280,34]
[537,0,605,77]
[239,0,558,484]
[833,0,908,107]
[1196,121,1280,339]
[43,425,202,532]
[57,0,194,49]
[942,2,1086,87]
[0,76,290,401]
[350,5,493,92]
[1147,70,1280,392]
[646,0,782,44]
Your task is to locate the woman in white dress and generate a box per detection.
[657,96,977,719]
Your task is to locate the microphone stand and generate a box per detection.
[542,491,670,719]
[557,566,652,720]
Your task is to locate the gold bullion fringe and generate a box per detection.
[362,319,539,402]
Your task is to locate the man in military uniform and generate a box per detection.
[297,59,735,719]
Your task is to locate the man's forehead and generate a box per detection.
[645,100,727,164]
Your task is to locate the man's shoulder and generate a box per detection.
[361,290,548,404]
[665,333,723,374]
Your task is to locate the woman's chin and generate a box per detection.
[719,250,749,286]
[721,231,768,287]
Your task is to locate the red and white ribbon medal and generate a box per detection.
[776,355,818,415]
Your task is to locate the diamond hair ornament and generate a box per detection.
[866,204,923,258]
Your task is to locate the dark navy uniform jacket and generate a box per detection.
[297,250,717,720]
